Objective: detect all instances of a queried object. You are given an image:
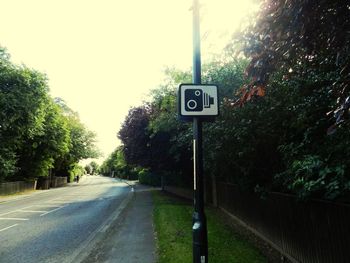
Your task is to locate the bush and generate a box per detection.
[68,164,84,182]
[138,169,161,186]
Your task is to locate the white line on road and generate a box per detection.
[0,224,18,232]
[0,217,29,221]
[40,205,67,216]
[34,205,63,208]
[47,200,71,204]
[19,205,35,210]
[0,210,17,217]
[19,210,47,213]
[0,189,49,204]
[0,205,34,217]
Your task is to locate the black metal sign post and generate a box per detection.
[178,1,218,262]
[192,1,208,262]
[192,117,208,263]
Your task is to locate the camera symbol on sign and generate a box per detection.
[184,89,214,112]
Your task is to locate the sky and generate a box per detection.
[0,0,258,162]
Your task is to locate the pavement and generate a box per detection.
[79,183,159,263]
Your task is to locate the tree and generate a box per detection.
[17,99,70,179]
[115,59,249,188]
[225,0,350,199]
[0,48,70,181]
[84,164,93,175]
[100,146,131,178]
[0,46,100,183]
[53,101,100,179]
[112,45,350,200]
[232,0,350,130]
[147,72,193,185]
[118,106,151,168]
[89,161,99,175]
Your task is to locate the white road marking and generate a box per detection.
[0,224,18,232]
[40,205,67,216]
[0,217,29,221]
[0,205,35,217]
[46,200,71,204]
[19,210,47,213]
[100,225,109,233]
[0,210,17,217]
[34,204,63,208]
[20,205,34,210]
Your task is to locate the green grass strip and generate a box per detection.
[153,191,267,263]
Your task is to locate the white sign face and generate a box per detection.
[179,84,218,117]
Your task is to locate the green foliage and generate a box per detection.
[231,0,350,129]
[84,161,99,175]
[84,164,93,175]
[89,161,99,175]
[100,146,133,178]
[106,4,350,201]
[0,46,100,182]
[276,155,346,200]
[118,106,151,168]
[114,52,350,200]
[225,0,350,199]
[68,164,84,183]
[53,99,100,178]
[0,49,65,180]
[138,168,161,186]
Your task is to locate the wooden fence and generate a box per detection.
[50,176,67,188]
[216,182,350,263]
[0,176,68,195]
[0,181,37,195]
[164,181,350,263]
[36,176,67,189]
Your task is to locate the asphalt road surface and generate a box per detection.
[0,176,132,263]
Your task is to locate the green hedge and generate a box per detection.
[138,169,161,186]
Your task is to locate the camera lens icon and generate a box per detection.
[184,89,214,112]
[186,90,201,110]
[187,99,198,110]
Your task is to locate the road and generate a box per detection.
[0,176,132,263]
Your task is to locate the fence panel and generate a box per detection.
[36,176,68,189]
[0,181,37,195]
[50,176,67,188]
[217,182,350,263]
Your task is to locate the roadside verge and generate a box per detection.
[153,191,267,263]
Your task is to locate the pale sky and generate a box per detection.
[0,0,258,162]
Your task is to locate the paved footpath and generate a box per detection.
[80,184,158,263]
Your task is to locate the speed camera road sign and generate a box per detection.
[178,84,218,119]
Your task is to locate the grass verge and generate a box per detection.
[153,191,267,263]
